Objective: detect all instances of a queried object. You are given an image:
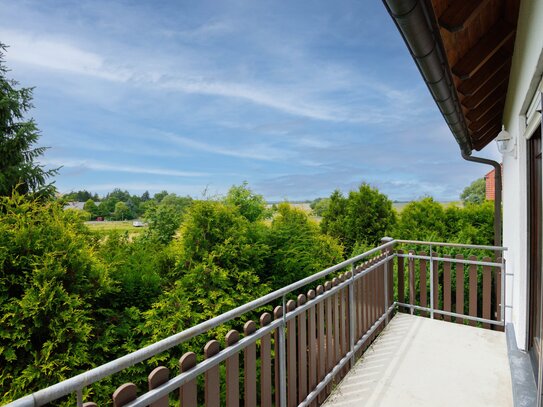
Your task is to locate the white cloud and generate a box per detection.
[1,28,420,124]
[161,20,235,41]
[158,131,292,161]
[41,158,208,177]
[158,78,357,122]
[75,182,219,197]
[295,137,333,149]
[1,30,131,82]
[51,136,190,159]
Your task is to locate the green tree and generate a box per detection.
[153,190,169,203]
[320,190,347,240]
[393,198,494,246]
[144,194,192,244]
[266,203,343,289]
[0,193,113,402]
[106,188,131,203]
[83,199,98,218]
[113,201,130,220]
[95,232,163,310]
[310,197,331,217]
[460,178,486,204]
[142,200,269,349]
[393,197,447,241]
[96,195,120,219]
[445,201,494,245]
[321,184,396,253]
[64,190,97,202]
[224,182,270,222]
[0,43,57,198]
[140,190,150,201]
[125,196,141,218]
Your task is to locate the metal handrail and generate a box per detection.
[396,240,507,326]
[396,253,502,267]
[5,238,507,407]
[395,239,507,251]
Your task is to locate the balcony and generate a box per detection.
[7,239,520,407]
[322,313,511,407]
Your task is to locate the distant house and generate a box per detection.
[484,166,503,201]
[485,169,496,201]
[63,201,86,211]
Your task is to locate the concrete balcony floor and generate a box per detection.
[323,313,512,407]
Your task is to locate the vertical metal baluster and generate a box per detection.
[76,388,83,407]
[501,257,506,324]
[409,251,414,315]
[381,237,393,323]
[349,264,355,367]
[279,295,287,407]
[384,251,389,323]
[429,244,434,319]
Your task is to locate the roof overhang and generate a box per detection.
[383,0,520,155]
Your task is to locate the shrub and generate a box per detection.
[267,203,343,289]
[321,184,396,253]
[0,193,112,403]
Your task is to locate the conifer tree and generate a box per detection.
[0,43,57,198]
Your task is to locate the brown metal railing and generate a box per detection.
[394,240,505,330]
[108,251,393,407]
[6,239,506,407]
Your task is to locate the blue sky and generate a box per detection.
[1,0,500,201]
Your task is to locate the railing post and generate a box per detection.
[429,244,434,319]
[349,264,355,368]
[501,257,506,324]
[76,388,83,407]
[278,295,287,407]
[381,237,394,324]
[409,251,415,315]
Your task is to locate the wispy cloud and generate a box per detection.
[77,182,219,197]
[161,20,236,42]
[1,30,131,82]
[157,131,291,161]
[49,135,190,159]
[41,158,208,177]
[156,78,360,122]
[0,26,425,125]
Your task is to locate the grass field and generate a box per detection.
[85,221,146,234]
[84,201,461,233]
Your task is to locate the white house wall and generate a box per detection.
[502,0,543,350]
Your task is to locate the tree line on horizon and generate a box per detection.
[62,173,487,224]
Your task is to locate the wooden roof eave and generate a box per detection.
[383,0,520,153]
[430,0,520,151]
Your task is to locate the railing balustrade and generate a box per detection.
[5,239,506,407]
[394,239,505,330]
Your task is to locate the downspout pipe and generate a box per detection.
[461,152,502,247]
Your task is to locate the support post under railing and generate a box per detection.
[349,264,355,368]
[278,295,287,407]
[76,388,83,407]
[381,237,394,324]
[429,244,434,319]
[501,257,506,324]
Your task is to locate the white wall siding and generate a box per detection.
[502,0,543,350]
